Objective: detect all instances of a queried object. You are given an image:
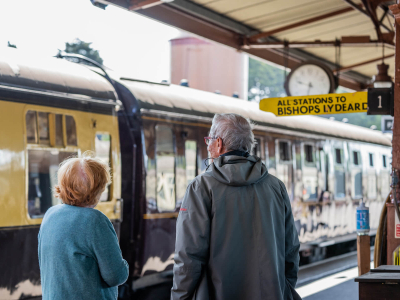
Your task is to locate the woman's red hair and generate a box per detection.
[54,151,111,207]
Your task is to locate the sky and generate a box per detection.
[0,0,181,82]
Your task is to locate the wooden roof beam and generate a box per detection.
[244,38,395,49]
[343,0,393,32]
[335,54,395,73]
[248,7,356,43]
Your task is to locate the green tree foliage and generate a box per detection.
[248,57,287,102]
[64,39,103,65]
[248,57,381,130]
[318,113,381,130]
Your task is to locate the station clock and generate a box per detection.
[284,61,337,96]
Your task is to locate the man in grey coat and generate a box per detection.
[171,113,301,300]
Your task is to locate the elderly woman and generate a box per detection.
[38,152,128,300]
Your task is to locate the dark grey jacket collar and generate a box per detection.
[208,154,268,186]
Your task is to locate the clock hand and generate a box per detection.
[297,81,308,86]
[307,82,312,95]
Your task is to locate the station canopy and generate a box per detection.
[98,0,396,91]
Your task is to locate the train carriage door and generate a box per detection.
[318,145,328,194]
[302,142,318,201]
[276,139,294,200]
[333,143,346,200]
[155,125,176,212]
[348,144,363,200]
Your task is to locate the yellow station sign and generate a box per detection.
[259,92,368,117]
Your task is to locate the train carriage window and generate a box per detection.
[65,115,77,146]
[304,145,314,163]
[156,125,176,212]
[38,112,50,145]
[26,111,38,143]
[185,140,197,185]
[28,150,78,218]
[279,141,291,161]
[383,155,387,168]
[55,114,64,146]
[353,151,361,166]
[95,133,111,202]
[369,153,374,167]
[335,149,342,164]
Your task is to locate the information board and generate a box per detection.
[259,92,368,117]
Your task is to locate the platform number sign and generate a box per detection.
[367,87,393,116]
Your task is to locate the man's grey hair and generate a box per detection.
[209,113,255,153]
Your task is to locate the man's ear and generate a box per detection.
[217,137,223,153]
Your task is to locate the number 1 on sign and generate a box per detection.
[378,95,382,108]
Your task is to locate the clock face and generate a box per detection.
[286,63,333,96]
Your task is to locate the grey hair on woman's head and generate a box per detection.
[210,113,255,153]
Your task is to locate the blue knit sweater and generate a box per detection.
[38,204,129,300]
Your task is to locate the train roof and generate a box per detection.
[120,79,392,147]
[0,49,117,102]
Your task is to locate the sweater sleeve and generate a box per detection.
[279,180,300,288]
[91,212,129,287]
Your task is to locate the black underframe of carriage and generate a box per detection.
[0,84,117,116]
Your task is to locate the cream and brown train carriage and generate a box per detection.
[0,50,122,299]
[116,78,392,289]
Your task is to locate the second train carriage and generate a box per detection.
[115,78,392,291]
[0,50,393,298]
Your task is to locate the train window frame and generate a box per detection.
[369,153,374,167]
[382,154,387,168]
[25,111,79,150]
[278,140,292,163]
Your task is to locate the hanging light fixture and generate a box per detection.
[373,45,392,88]
[372,62,392,88]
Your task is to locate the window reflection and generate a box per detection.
[26,111,37,144]
[55,114,63,146]
[156,125,175,212]
[38,112,50,145]
[95,133,111,202]
[185,140,197,185]
[28,150,77,218]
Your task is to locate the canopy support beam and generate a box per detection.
[248,7,356,42]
